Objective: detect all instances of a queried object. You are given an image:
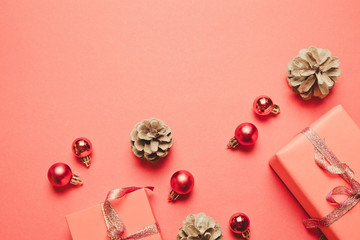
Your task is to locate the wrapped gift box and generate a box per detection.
[270,105,360,240]
[66,188,162,240]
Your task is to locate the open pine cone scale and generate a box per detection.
[130,118,173,162]
[287,46,341,100]
[177,213,223,240]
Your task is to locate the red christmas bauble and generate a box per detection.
[253,95,273,115]
[170,170,195,195]
[72,137,92,158]
[48,163,73,187]
[229,212,250,236]
[234,123,258,146]
[253,95,280,116]
[72,137,93,167]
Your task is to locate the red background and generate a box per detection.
[1,0,360,239]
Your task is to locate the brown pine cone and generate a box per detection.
[177,213,223,240]
[130,118,173,162]
[287,46,341,100]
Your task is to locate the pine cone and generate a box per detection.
[130,118,173,162]
[177,213,223,240]
[286,46,341,100]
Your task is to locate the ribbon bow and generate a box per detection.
[302,128,360,228]
[101,187,160,240]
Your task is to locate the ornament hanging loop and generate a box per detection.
[227,137,240,149]
[70,173,83,186]
[241,229,250,239]
[168,190,180,201]
[272,104,280,114]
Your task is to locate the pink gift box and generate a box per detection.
[270,105,360,240]
[66,188,162,240]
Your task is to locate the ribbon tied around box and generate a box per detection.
[302,127,360,228]
[101,187,160,240]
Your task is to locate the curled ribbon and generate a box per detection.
[101,187,160,240]
[301,128,360,228]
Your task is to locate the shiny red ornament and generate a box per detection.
[72,137,92,167]
[168,170,195,201]
[253,95,280,116]
[227,123,258,149]
[47,162,83,187]
[229,212,250,239]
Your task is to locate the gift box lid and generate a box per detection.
[66,188,161,240]
[270,105,360,240]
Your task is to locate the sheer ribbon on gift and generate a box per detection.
[100,187,160,240]
[301,128,360,229]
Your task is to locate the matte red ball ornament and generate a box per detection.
[72,137,92,167]
[168,170,195,201]
[229,212,250,239]
[253,95,280,116]
[227,123,258,149]
[47,162,83,187]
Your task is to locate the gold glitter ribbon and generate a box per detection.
[302,128,360,229]
[100,187,160,240]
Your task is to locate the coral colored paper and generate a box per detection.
[270,105,360,240]
[2,1,360,239]
[66,189,162,240]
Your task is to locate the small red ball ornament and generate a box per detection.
[72,137,92,167]
[253,95,280,116]
[47,162,83,187]
[168,170,195,201]
[227,123,258,149]
[229,212,250,239]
